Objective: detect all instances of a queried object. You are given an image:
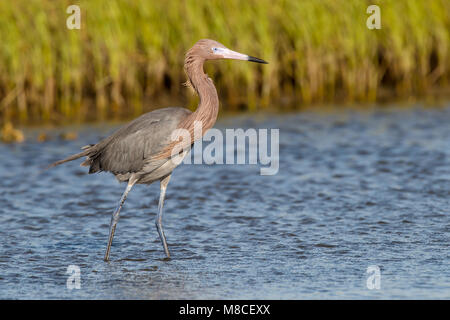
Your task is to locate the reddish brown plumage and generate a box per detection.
[153,39,224,160]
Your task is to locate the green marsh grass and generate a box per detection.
[0,0,449,124]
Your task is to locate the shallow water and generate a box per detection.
[0,105,449,299]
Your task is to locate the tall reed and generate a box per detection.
[0,0,449,124]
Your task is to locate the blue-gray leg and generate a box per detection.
[104,179,136,261]
[156,174,171,258]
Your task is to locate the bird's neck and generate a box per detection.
[179,58,219,139]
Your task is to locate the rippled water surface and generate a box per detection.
[1,105,449,299]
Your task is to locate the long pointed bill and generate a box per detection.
[215,48,268,64]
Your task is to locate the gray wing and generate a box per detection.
[86,107,191,175]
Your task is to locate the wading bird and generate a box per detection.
[49,39,268,261]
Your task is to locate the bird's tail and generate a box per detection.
[47,145,93,169]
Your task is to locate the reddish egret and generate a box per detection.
[49,39,268,261]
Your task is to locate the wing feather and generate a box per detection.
[90,107,191,175]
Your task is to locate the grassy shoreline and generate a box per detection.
[0,0,449,125]
[1,97,449,142]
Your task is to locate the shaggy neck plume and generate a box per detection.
[179,52,219,136]
[154,49,219,160]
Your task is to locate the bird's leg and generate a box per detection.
[155,174,171,258]
[104,179,136,262]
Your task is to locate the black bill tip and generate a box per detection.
[247,56,269,64]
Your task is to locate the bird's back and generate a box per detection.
[83,107,192,180]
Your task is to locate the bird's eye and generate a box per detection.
[212,47,218,53]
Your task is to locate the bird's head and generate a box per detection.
[187,39,268,64]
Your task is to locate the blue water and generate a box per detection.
[0,104,449,299]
